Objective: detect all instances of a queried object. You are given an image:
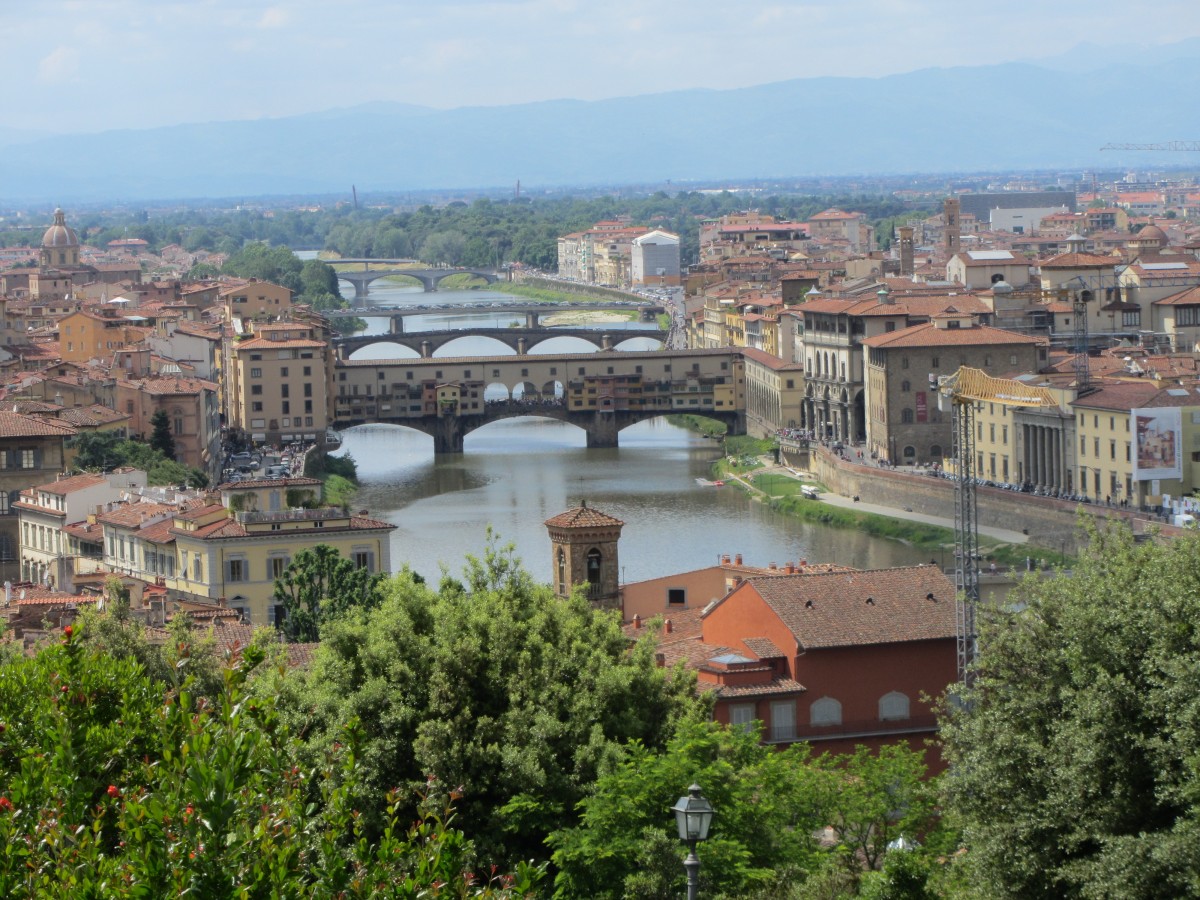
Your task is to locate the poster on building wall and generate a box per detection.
[1132,407,1183,481]
[915,391,928,423]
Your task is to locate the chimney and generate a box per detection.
[785,562,795,574]
[768,562,778,571]
[734,553,743,566]
[721,554,730,565]
[898,226,915,276]
[664,619,672,634]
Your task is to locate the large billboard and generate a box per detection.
[1132,407,1183,481]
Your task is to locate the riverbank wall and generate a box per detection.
[809,445,1163,553]
[513,275,645,303]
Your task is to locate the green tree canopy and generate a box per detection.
[0,626,542,897]
[941,522,1200,899]
[272,544,385,643]
[262,537,704,865]
[550,721,943,899]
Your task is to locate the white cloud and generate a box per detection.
[258,6,289,28]
[37,45,79,83]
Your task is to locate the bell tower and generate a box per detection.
[544,501,624,609]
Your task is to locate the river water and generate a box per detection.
[304,261,928,583]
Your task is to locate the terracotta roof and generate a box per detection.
[740,565,957,649]
[1153,285,1200,307]
[1071,382,1200,412]
[861,322,1044,349]
[132,377,217,395]
[712,677,806,699]
[1039,252,1119,269]
[55,405,130,427]
[63,521,104,541]
[33,473,106,495]
[235,337,326,350]
[741,636,786,659]
[740,347,804,371]
[544,504,625,529]
[97,501,179,529]
[0,411,77,438]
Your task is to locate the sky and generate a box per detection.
[8,0,1200,135]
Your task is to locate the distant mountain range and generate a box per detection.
[4,48,1200,203]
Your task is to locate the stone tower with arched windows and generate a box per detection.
[544,501,623,609]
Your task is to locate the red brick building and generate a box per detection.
[652,564,958,767]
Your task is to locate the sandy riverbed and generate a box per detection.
[540,310,633,326]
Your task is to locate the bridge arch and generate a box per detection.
[348,342,420,361]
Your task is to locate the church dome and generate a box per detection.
[1133,224,1167,246]
[42,209,79,249]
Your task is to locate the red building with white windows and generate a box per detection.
[648,564,958,768]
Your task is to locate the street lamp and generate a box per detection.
[671,783,714,900]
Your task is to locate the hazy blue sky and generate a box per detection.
[9,0,1200,133]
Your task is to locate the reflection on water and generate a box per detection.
[315,264,929,583]
[339,418,929,585]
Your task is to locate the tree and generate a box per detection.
[149,408,176,460]
[0,626,544,898]
[550,717,828,898]
[263,537,703,865]
[271,544,385,642]
[940,522,1200,899]
[420,230,468,266]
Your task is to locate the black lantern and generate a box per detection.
[671,783,714,899]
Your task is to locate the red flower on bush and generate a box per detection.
[107,785,120,798]
[63,625,73,637]
[0,797,12,812]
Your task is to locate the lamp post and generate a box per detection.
[671,783,714,900]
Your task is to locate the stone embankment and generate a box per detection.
[804,445,1168,554]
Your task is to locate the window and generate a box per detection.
[1176,306,1200,327]
[667,588,686,606]
[269,556,290,579]
[250,367,262,378]
[901,380,910,392]
[810,696,842,726]
[586,548,602,586]
[901,408,914,424]
[252,402,263,412]
[192,555,202,581]
[353,550,376,572]
[251,385,263,396]
[729,703,756,734]
[901,356,909,369]
[281,367,289,377]
[930,356,940,368]
[557,547,566,594]
[227,559,247,582]
[21,449,35,469]
[770,700,796,742]
[879,691,910,721]
[904,445,916,458]
[281,384,290,398]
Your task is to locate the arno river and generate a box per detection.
[325,271,928,584]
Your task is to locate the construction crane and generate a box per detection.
[934,367,1058,683]
[1100,142,1200,152]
